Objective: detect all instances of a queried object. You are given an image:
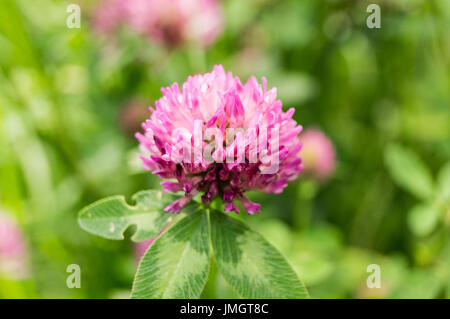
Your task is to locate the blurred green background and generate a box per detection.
[0,0,449,298]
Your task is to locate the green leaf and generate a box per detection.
[390,269,442,299]
[437,161,450,202]
[78,190,177,241]
[210,210,309,298]
[408,203,440,237]
[131,209,210,299]
[384,144,434,200]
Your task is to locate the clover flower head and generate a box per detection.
[94,0,223,47]
[299,128,336,180]
[0,213,29,279]
[136,65,304,214]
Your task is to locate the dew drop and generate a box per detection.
[109,223,115,232]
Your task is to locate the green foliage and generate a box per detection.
[437,162,450,202]
[407,203,439,237]
[384,144,434,200]
[131,209,210,299]
[384,145,450,237]
[79,190,176,241]
[210,210,309,298]
[78,196,308,298]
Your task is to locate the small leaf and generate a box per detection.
[210,210,309,298]
[78,190,176,241]
[131,209,210,299]
[384,144,434,200]
[437,161,450,202]
[408,203,439,237]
